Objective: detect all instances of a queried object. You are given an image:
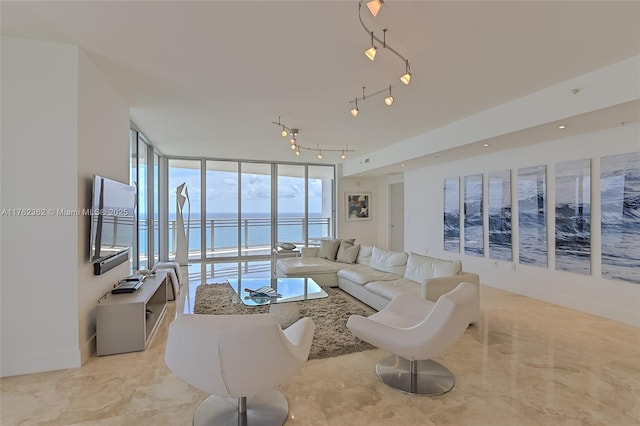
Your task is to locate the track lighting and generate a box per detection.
[272,118,355,159]
[384,85,394,106]
[367,0,383,17]
[352,2,413,114]
[364,32,377,61]
[400,60,411,85]
[281,126,288,137]
[350,98,359,117]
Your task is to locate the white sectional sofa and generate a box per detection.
[276,241,480,322]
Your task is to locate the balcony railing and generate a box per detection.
[139,216,331,260]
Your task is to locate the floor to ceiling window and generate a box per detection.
[206,160,239,259]
[240,163,272,257]
[176,158,335,277]
[153,152,160,265]
[130,125,160,271]
[131,141,336,276]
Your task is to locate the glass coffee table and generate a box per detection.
[226,277,328,306]
[226,277,328,325]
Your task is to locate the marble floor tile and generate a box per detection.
[1,280,639,425]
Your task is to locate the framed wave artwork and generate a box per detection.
[600,152,640,284]
[518,165,547,267]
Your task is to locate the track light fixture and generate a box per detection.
[367,0,384,17]
[350,98,359,117]
[384,85,394,106]
[272,118,355,160]
[400,60,411,85]
[364,31,377,61]
[351,1,413,115]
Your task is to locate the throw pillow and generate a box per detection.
[317,239,341,260]
[336,240,360,264]
[403,252,463,282]
[404,252,435,284]
[431,257,462,278]
[356,245,374,265]
[369,247,408,275]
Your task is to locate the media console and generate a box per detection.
[96,271,168,356]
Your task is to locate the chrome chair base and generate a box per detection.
[375,355,455,396]
[194,389,288,426]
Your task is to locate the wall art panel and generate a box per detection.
[464,174,484,256]
[555,159,591,274]
[443,177,460,253]
[488,170,512,261]
[601,152,640,284]
[518,165,547,267]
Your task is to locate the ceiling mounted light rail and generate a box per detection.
[272,117,355,160]
[350,1,413,116]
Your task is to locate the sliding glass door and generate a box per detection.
[276,164,306,246]
[144,156,336,274]
[206,161,239,259]
[240,163,272,256]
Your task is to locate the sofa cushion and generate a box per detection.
[356,245,373,265]
[317,239,341,260]
[301,247,320,258]
[403,252,463,283]
[369,247,408,275]
[277,257,343,275]
[364,278,421,300]
[336,240,360,264]
[337,265,401,286]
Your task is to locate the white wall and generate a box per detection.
[404,124,640,326]
[1,37,130,376]
[338,172,403,249]
[77,48,131,364]
[1,36,82,376]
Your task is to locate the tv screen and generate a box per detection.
[90,175,136,265]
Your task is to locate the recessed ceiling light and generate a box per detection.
[558,124,568,129]
[483,143,489,147]
[401,164,405,167]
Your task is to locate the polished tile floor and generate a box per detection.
[2,274,639,425]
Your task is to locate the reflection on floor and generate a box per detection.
[2,270,639,426]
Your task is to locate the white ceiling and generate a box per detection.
[2,1,639,171]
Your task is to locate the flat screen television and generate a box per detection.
[89,175,136,274]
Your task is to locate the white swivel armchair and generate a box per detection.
[347,282,477,395]
[165,313,315,426]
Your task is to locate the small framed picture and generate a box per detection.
[346,192,371,221]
